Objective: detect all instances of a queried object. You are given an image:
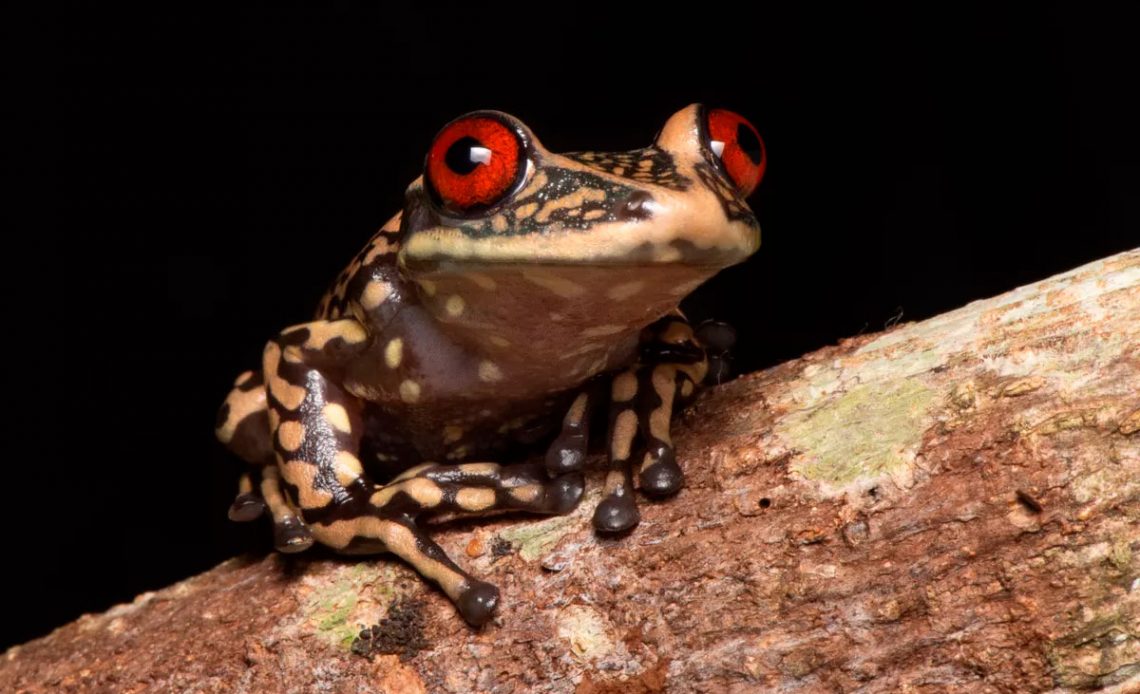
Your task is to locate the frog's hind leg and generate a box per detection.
[216,368,314,551]
[594,313,707,532]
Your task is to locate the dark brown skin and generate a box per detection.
[215,104,765,625]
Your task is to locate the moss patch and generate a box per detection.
[780,379,936,490]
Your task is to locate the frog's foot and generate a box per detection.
[544,387,599,477]
[338,462,584,625]
[227,471,267,521]
[695,320,737,385]
[594,314,707,532]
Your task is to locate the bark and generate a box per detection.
[4,251,1139,694]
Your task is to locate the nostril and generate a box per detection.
[616,190,654,221]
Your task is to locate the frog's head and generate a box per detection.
[397,105,765,370]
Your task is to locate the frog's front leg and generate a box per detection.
[263,319,583,625]
[594,313,707,532]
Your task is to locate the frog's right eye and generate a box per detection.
[426,115,525,213]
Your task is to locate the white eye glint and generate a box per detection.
[710,140,726,157]
[469,146,493,165]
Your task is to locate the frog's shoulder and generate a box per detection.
[316,212,405,321]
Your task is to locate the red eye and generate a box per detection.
[704,108,766,197]
[426,115,524,212]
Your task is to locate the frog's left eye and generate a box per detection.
[426,115,525,213]
[703,108,766,197]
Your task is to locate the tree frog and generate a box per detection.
[216,104,765,625]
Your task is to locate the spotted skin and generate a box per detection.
[217,104,764,625]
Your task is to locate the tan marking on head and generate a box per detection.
[488,335,511,348]
[277,420,306,451]
[418,279,437,297]
[581,323,626,338]
[445,294,466,317]
[509,484,542,505]
[490,214,508,233]
[514,201,539,220]
[323,403,352,433]
[611,409,638,461]
[478,361,503,382]
[521,269,586,298]
[361,281,393,309]
[466,273,497,290]
[535,187,607,224]
[607,281,645,301]
[455,487,497,512]
[443,425,464,444]
[612,372,638,402]
[399,379,421,403]
[516,169,548,199]
[582,209,606,221]
[384,338,404,369]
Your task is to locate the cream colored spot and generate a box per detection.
[565,391,589,426]
[283,345,304,363]
[456,487,497,512]
[490,214,508,233]
[281,460,334,508]
[334,450,364,486]
[509,484,542,505]
[581,324,626,338]
[478,361,503,382]
[651,245,683,263]
[399,379,421,403]
[323,403,352,433]
[582,209,606,220]
[277,420,305,451]
[384,338,404,369]
[418,279,437,297]
[443,425,464,444]
[361,281,393,310]
[559,342,603,360]
[612,372,638,402]
[466,272,497,290]
[669,278,705,296]
[233,370,255,387]
[522,269,587,298]
[681,380,695,397]
[445,294,466,317]
[515,202,539,219]
[267,374,306,411]
[304,320,368,350]
[456,462,499,476]
[402,477,444,508]
[607,281,645,301]
[488,335,511,348]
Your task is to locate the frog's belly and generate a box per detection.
[358,392,576,477]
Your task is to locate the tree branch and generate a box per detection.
[5,251,1139,693]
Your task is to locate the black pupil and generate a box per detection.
[445,136,485,175]
[736,123,763,165]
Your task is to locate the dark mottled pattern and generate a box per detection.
[694,156,757,224]
[564,147,690,191]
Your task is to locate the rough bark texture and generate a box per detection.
[5,251,1140,693]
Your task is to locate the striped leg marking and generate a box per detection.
[593,313,708,532]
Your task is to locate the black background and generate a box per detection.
[26,3,1137,649]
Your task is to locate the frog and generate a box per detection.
[215,104,765,626]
